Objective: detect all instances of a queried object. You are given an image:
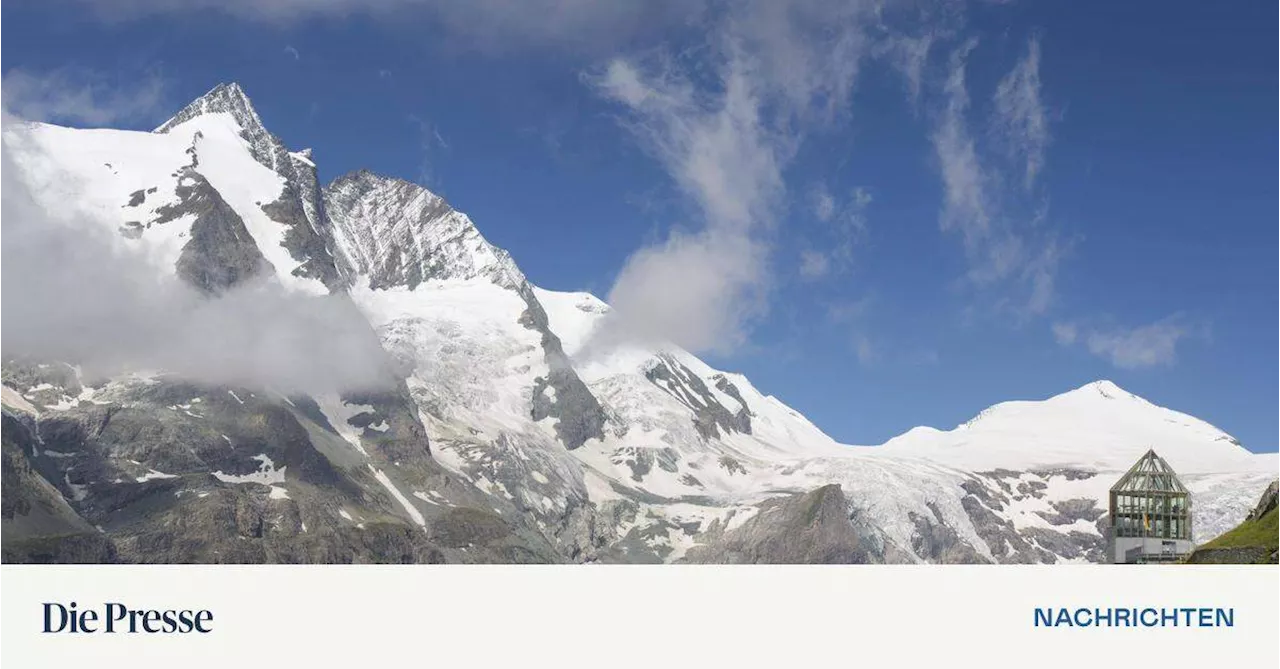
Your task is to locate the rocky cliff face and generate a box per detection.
[158,82,347,291]
[684,485,904,564]
[2,408,117,563]
[0,361,562,564]
[1247,480,1278,522]
[324,170,525,291]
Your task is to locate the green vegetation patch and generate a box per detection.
[1198,507,1277,553]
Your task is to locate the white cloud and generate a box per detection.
[853,186,872,208]
[854,335,875,365]
[825,295,874,325]
[993,36,1049,188]
[0,120,397,394]
[875,32,937,107]
[1054,317,1199,369]
[1,67,167,127]
[819,296,877,364]
[595,229,768,355]
[811,183,872,225]
[593,55,784,233]
[586,0,882,354]
[812,187,837,222]
[284,45,301,60]
[407,113,449,189]
[930,37,1060,316]
[799,249,831,279]
[1086,322,1188,369]
[1051,321,1077,345]
[805,182,871,278]
[934,38,989,246]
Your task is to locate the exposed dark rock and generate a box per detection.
[520,289,606,451]
[323,170,519,290]
[961,477,1008,510]
[157,83,346,291]
[1033,468,1097,481]
[256,148,350,292]
[1036,498,1105,526]
[959,489,1045,563]
[260,187,344,289]
[644,354,751,440]
[718,456,747,476]
[157,83,284,172]
[2,410,117,563]
[155,168,269,293]
[683,485,892,564]
[612,446,680,482]
[1015,480,1048,499]
[1021,527,1102,562]
[909,502,986,563]
[0,372,563,564]
[1247,480,1277,522]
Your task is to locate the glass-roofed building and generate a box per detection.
[1105,449,1194,564]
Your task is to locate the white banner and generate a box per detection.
[2,565,1276,667]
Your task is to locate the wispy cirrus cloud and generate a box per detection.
[824,295,878,365]
[929,35,1062,317]
[406,113,450,190]
[874,31,938,109]
[1054,316,1203,369]
[926,36,1204,366]
[992,35,1049,188]
[0,67,168,127]
[800,183,871,280]
[799,249,832,280]
[1051,321,1078,345]
[585,51,781,354]
[585,0,883,355]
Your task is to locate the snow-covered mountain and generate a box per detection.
[877,379,1263,473]
[3,83,1274,564]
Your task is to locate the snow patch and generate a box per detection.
[315,394,372,456]
[212,454,286,486]
[369,466,425,526]
[136,469,178,483]
[1,385,40,415]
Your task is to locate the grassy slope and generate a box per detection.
[1197,507,1277,553]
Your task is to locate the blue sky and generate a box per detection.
[2,0,1275,452]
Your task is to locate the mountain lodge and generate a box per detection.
[1105,449,1194,564]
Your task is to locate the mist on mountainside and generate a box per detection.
[0,117,398,395]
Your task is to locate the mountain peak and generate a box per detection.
[1066,379,1137,402]
[155,82,263,135]
[324,170,527,291]
[153,82,289,174]
[880,377,1259,473]
[330,169,427,195]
